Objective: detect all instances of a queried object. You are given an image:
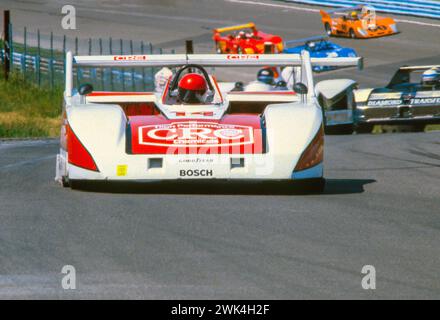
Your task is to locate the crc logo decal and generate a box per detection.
[138,122,254,147]
[113,55,147,61]
[226,54,260,60]
[180,169,213,177]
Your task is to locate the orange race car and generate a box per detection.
[320,5,398,39]
[213,22,283,54]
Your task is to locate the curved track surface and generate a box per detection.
[0,0,439,299]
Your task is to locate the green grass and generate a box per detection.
[0,70,62,138]
[426,124,440,132]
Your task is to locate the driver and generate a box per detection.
[306,41,316,51]
[421,68,440,87]
[350,11,359,20]
[178,73,208,104]
[244,68,276,91]
[257,67,275,85]
[237,31,247,40]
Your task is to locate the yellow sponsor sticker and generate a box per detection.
[116,165,128,176]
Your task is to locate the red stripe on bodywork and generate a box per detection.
[67,125,99,172]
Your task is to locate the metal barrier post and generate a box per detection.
[99,38,104,90]
[149,42,154,86]
[130,39,135,91]
[141,41,146,90]
[109,37,114,91]
[120,38,125,91]
[23,27,27,79]
[63,35,66,79]
[50,32,54,89]
[185,40,193,54]
[37,29,41,87]
[3,10,11,80]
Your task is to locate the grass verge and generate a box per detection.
[0,70,62,138]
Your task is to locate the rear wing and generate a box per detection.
[322,5,363,16]
[387,65,440,88]
[65,51,363,98]
[399,65,440,72]
[213,22,256,34]
[284,36,328,48]
[71,53,361,68]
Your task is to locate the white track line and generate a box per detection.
[394,18,440,28]
[227,0,440,28]
[227,0,320,13]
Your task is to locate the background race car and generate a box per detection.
[283,36,358,72]
[321,5,398,39]
[212,22,283,54]
[219,67,360,135]
[354,65,440,133]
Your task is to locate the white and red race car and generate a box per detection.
[56,52,361,192]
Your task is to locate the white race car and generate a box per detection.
[56,52,361,192]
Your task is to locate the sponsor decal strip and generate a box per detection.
[368,98,440,106]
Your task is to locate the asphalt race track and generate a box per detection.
[0,0,439,299]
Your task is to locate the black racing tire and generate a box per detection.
[349,29,356,39]
[325,23,332,36]
[411,124,426,132]
[356,124,374,134]
[325,124,354,135]
[384,125,425,133]
[215,43,223,54]
[61,176,70,188]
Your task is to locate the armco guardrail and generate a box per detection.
[284,0,440,19]
[1,50,154,90]
[1,26,166,91]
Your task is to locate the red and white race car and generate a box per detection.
[213,23,283,54]
[56,52,361,192]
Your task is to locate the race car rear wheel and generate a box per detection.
[349,29,356,39]
[61,176,70,188]
[325,124,354,135]
[355,124,374,134]
[215,43,223,54]
[325,23,332,36]
[410,124,426,132]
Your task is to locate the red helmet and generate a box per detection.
[178,73,207,104]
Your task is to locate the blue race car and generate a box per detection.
[283,36,358,72]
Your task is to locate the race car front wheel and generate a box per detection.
[325,124,354,135]
[325,23,332,36]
